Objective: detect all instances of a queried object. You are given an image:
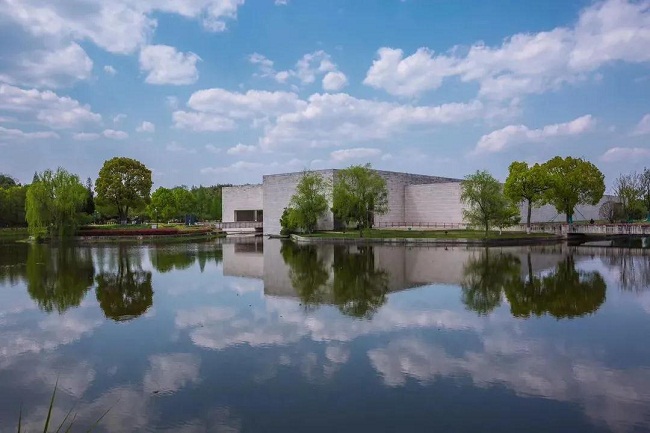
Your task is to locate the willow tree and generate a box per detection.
[332,164,388,235]
[461,170,515,235]
[288,171,329,233]
[504,161,548,233]
[26,168,87,239]
[542,156,605,223]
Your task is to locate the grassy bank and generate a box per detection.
[304,229,554,240]
[0,227,28,240]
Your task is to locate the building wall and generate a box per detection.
[262,170,335,235]
[222,185,263,223]
[405,182,466,224]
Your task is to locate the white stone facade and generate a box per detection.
[222,184,263,222]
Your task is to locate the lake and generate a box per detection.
[0,238,649,432]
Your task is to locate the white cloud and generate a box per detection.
[275,0,289,5]
[143,353,201,394]
[102,129,128,139]
[600,147,650,162]
[0,0,245,55]
[0,126,59,140]
[187,88,305,118]
[200,161,265,174]
[260,93,484,150]
[166,141,197,153]
[172,111,236,131]
[104,65,117,75]
[113,113,127,123]
[249,53,275,78]
[632,114,650,136]
[0,83,101,129]
[139,45,201,85]
[226,143,257,155]
[330,147,382,162]
[136,121,156,132]
[205,144,222,154]
[473,114,595,154]
[166,96,179,109]
[0,43,93,89]
[363,0,650,99]
[72,132,101,141]
[322,71,348,91]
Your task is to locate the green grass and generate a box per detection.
[304,229,555,240]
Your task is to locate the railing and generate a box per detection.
[374,222,469,229]
[372,222,650,236]
[214,221,263,229]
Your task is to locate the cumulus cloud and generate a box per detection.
[136,121,155,133]
[0,83,101,129]
[330,147,382,162]
[632,114,650,136]
[0,0,245,55]
[139,45,201,85]
[200,158,304,175]
[322,71,348,92]
[104,65,117,75]
[102,129,128,139]
[0,43,93,89]
[600,147,650,162]
[187,88,305,118]
[172,111,236,132]
[113,113,127,123]
[473,114,595,154]
[0,126,59,141]
[72,132,101,141]
[226,143,257,155]
[259,93,484,150]
[364,0,650,99]
[166,141,197,153]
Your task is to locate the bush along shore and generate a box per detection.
[290,229,562,246]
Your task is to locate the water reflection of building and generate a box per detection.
[222,239,579,297]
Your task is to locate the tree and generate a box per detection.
[0,173,17,188]
[26,168,87,239]
[613,172,642,220]
[95,157,152,223]
[0,185,27,227]
[83,177,95,216]
[599,200,624,223]
[461,170,514,235]
[172,186,196,221]
[542,156,605,223]
[641,168,650,220]
[287,171,329,233]
[149,187,176,222]
[503,162,548,233]
[332,164,388,235]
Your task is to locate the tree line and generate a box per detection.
[280,156,639,236]
[0,157,228,239]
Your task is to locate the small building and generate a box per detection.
[221,169,615,235]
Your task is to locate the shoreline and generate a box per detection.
[290,233,565,246]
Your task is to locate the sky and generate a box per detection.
[0,0,649,189]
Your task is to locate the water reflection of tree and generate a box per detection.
[601,252,650,293]
[280,242,329,310]
[26,245,95,313]
[196,244,223,273]
[150,245,196,273]
[0,243,28,286]
[461,249,521,315]
[506,254,606,319]
[332,245,389,319]
[461,250,607,319]
[95,246,153,321]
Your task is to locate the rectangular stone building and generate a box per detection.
[222,169,614,235]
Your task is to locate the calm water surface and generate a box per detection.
[0,238,649,432]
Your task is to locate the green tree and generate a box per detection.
[0,184,27,227]
[0,173,17,188]
[613,172,643,221]
[281,242,330,310]
[83,177,95,216]
[149,187,176,222]
[641,168,650,220]
[541,156,605,223]
[287,171,329,233]
[461,170,514,235]
[504,162,548,232]
[95,157,152,223]
[26,168,87,239]
[172,186,197,220]
[332,164,388,235]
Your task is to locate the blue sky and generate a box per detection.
[0,0,648,189]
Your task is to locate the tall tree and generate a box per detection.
[461,170,514,235]
[83,177,95,216]
[613,172,642,220]
[0,185,27,227]
[504,162,547,233]
[95,157,152,223]
[332,163,388,235]
[149,187,176,222]
[26,168,87,239]
[542,156,605,223]
[0,173,17,188]
[287,171,329,233]
[642,168,650,220]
